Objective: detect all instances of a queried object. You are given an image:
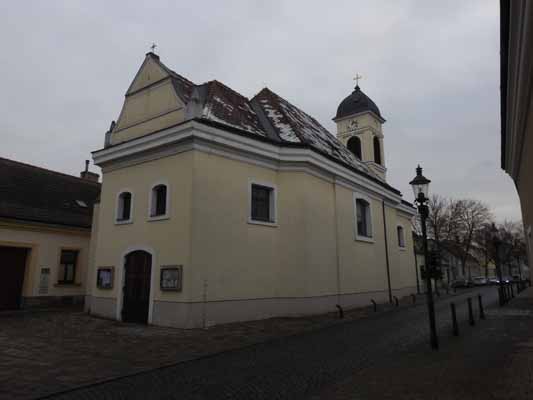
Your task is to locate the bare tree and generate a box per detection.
[427,194,449,248]
[452,199,492,279]
[497,221,527,279]
[472,223,494,279]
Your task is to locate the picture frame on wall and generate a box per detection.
[160,265,183,291]
[96,267,114,289]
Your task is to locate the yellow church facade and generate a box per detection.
[86,52,417,328]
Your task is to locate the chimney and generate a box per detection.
[80,160,99,183]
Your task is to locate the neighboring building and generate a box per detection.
[469,242,498,279]
[0,157,100,309]
[413,237,461,289]
[413,237,488,289]
[440,241,482,281]
[87,52,418,328]
[500,0,533,264]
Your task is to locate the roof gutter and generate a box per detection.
[500,0,510,170]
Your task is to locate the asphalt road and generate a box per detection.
[44,286,500,400]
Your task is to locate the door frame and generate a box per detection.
[116,246,156,324]
[0,241,34,303]
[0,244,31,309]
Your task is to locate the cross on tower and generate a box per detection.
[353,73,362,87]
[150,43,157,53]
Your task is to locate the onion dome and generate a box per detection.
[334,85,384,121]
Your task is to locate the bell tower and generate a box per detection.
[333,81,387,180]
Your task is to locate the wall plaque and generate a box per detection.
[96,267,114,289]
[160,265,183,291]
[39,268,50,294]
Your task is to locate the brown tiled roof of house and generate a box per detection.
[0,157,101,229]
[252,88,375,176]
[154,56,196,103]
[120,55,404,195]
[200,80,266,136]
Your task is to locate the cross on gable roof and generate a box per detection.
[114,54,403,195]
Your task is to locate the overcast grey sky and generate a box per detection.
[0,0,521,221]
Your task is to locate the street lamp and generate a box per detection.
[410,165,438,350]
[490,223,505,306]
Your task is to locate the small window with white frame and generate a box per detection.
[397,225,405,248]
[149,183,169,219]
[116,191,133,223]
[249,181,277,225]
[354,195,373,240]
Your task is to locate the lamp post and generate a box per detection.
[490,223,505,306]
[410,165,438,350]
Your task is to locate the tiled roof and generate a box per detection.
[0,157,101,229]
[155,58,196,103]
[142,56,402,192]
[253,88,375,176]
[200,80,266,136]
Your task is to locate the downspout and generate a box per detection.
[413,234,421,294]
[382,200,393,303]
[333,178,342,310]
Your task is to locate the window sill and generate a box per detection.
[355,235,374,243]
[398,246,407,251]
[148,215,170,222]
[115,219,133,225]
[248,219,278,228]
[55,282,82,287]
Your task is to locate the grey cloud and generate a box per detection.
[0,0,520,221]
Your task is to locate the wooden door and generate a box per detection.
[122,250,152,324]
[0,246,28,310]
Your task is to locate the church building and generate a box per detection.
[86,52,417,328]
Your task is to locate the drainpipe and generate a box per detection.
[202,279,207,329]
[413,238,421,294]
[333,179,342,309]
[382,200,393,303]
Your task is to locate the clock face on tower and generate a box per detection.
[349,119,359,130]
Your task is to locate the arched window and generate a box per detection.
[373,136,382,165]
[347,136,362,159]
[150,184,168,217]
[117,192,132,222]
[397,226,405,248]
[355,198,372,238]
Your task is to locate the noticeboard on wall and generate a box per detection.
[96,267,114,289]
[39,268,50,294]
[160,265,183,291]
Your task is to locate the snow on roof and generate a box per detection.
[253,88,377,177]
[154,57,385,183]
[201,81,266,136]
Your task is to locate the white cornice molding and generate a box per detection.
[93,121,414,215]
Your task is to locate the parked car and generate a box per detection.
[451,279,473,288]
[472,276,488,286]
[488,277,500,285]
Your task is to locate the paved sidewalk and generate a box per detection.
[312,286,533,399]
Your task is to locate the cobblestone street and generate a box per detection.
[2,286,532,400]
[0,291,414,400]
[18,286,532,400]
